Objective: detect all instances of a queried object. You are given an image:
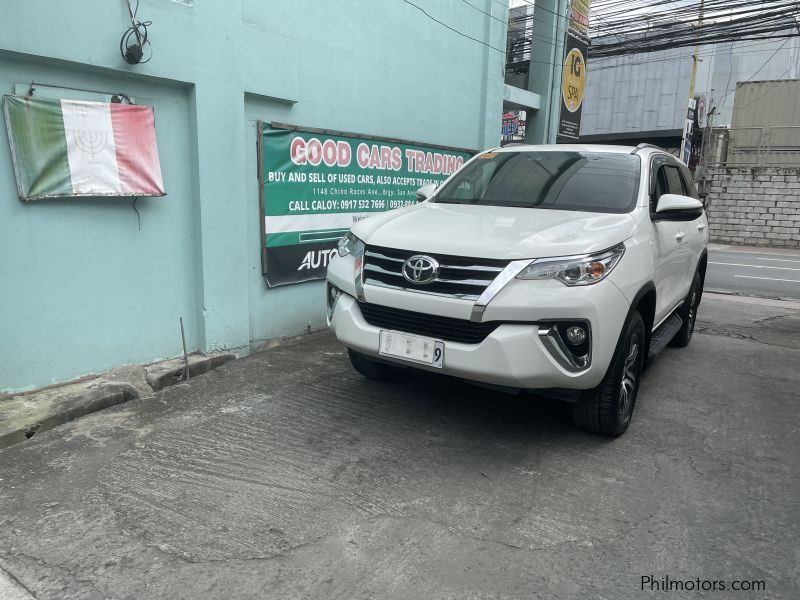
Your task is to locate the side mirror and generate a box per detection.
[655,194,704,220]
[415,183,437,202]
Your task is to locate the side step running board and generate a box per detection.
[648,313,683,362]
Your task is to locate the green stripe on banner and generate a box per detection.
[5,96,72,199]
[266,232,300,247]
[266,229,350,248]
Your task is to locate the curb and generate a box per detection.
[0,353,237,449]
[145,353,236,391]
[0,382,139,449]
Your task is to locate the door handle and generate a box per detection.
[675,232,685,241]
[697,223,706,231]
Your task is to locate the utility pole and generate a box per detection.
[680,0,705,165]
[687,0,705,100]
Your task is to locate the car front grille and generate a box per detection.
[363,245,509,300]
[359,302,503,344]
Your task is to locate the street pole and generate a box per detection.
[687,0,704,100]
[681,0,704,164]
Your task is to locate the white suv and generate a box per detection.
[326,144,708,435]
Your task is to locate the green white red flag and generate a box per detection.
[3,95,165,200]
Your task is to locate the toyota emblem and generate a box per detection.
[402,255,440,284]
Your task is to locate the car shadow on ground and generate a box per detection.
[339,362,598,443]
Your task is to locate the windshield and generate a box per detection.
[434,151,641,213]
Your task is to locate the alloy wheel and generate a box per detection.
[688,286,698,331]
[619,332,640,418]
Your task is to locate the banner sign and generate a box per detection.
[3,95,165,201]
[502,112,520,137]
[259,124,473,286]
[569,0,591,43]
[557,33,588,140]
[680,97,697,165]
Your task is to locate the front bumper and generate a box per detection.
[328,276,631,390]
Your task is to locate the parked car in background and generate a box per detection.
[326,144,708,436]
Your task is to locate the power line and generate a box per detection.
[456,0,507,25]
[588,35,798,72]
[714,37,792,103]
[400,0,506,54]
[588,0,800,57]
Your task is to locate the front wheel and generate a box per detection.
[570,311,645,436]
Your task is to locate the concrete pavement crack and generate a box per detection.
[696,326,794,348]
[117,511,624,566]
[0,550,104,597]
[119,527,341,566]
[752,314,792,324]
[0,561,36,599]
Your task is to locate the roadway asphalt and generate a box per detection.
[706,244,800,299]
[1,294,798,599]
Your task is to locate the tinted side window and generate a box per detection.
[678,165,698,198]
[650,165,683,212]
[663,166,684,195]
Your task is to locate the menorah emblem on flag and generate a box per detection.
[72,129,109,158]
[72,104,110,160]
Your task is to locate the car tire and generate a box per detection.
[570,310,646,436]
[669,271,702,348]
[347,348,400,381]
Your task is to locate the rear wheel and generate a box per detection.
[669,271,702,348]
[570,311,645,436]
[347,348,401,381]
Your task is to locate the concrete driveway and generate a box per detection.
[1,295,798,599]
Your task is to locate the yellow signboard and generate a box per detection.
[558,34,589,140]
[561,47,586,113]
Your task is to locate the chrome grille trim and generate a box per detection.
[362,245,510,301]
[439,263,505,272]
[436,277,496,286]
[365,250,404,263]
[363,263,399,276]
[470,260,532,322]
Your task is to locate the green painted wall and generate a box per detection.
[0,0,507,392]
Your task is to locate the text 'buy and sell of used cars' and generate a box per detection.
[326,144,709,436]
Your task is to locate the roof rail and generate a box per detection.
[501,142,529,147]
[631,143,664,154]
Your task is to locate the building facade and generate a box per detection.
[581,22,800,148]
[0,0,508,392]
[704,79,800,249]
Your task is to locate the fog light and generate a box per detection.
[327,284,342,309]
[565,325,587,345]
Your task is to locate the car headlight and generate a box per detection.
[516,244,625,286]
[337,231,361,257]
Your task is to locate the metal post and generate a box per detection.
[180,317,190,381]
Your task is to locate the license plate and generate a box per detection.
[379,330,444,368]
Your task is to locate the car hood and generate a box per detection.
[351,202,637,260]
